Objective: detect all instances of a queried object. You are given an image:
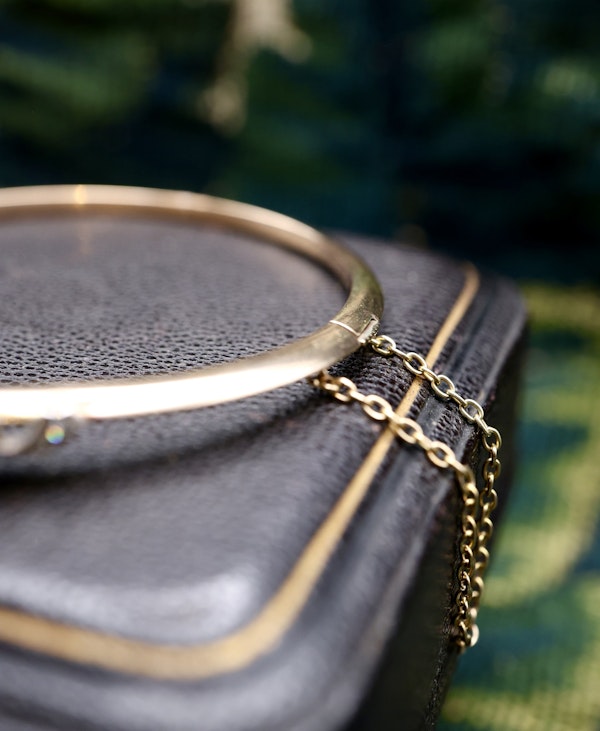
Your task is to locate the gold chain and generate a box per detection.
[311,333,502,651]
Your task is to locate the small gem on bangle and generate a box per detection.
[44,423,66,446]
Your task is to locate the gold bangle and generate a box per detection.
[0,185,383,443]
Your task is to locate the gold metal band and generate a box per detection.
[0,185,383,431]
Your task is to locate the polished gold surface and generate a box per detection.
[0,184,383,435]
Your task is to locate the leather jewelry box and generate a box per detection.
[0,201,526,730]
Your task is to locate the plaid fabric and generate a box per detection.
[440,284,600,731]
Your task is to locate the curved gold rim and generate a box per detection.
[0,184,383,423]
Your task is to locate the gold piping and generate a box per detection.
[0,265,480,679]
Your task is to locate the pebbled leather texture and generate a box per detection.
[0,213,526,731]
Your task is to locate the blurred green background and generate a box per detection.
[0,2,599,729]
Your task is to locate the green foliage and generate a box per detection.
[0,0,598,267]
[0,33,152,144]
[0,0,228,145]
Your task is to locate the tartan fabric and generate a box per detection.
[439,284,600,731]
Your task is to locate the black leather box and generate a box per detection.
[0,212,526,731]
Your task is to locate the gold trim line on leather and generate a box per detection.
[0,266,480,680]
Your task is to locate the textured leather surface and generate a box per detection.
[0,213,526,731]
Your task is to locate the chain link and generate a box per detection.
[311,333,502,651]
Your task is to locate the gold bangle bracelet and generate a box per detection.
[0,185,383,436]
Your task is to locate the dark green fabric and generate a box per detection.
[440,284,600,731]
[1,0,599,278]
[0,3,598,729]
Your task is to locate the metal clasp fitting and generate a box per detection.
[0,418,68,457]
